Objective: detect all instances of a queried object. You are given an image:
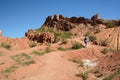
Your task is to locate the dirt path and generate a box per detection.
[23,51,81,80]
[0,36,102,80]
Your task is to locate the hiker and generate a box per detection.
[84,36,89,48]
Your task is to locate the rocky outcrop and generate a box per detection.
[25,30,55,43]
[91,13,99,21]
[25,29,39,41]
[38,32,55,43]
[43,14,120,31]
[44,14,76,31]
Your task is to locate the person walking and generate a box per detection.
[84,36,89,48]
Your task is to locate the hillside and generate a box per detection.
[0,14,120,80]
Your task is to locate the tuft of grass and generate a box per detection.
[11,53,35,66]
[89,35,97,42]
[71,41,83,50]
[76,72,88,80]
[103,70,120,80]
[0,42,11,50]
[101,48,109,54]
[106,21,115,28]
[58,47,67,51]
[61,38,68,44]
[36,26,47,32]
[69,59,84,67]
[48,27,55,33]
[28,41,37,48]
[0,52,3,56]
[94,29,100,34]
[31,50,45,56]
[90,69,103,78]
[45,45,52,53]
[0,62,5,65]
[61,32,72,40]
[3,65,18,78]
[100,40,108,46]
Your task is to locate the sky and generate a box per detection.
[0,0,120,38]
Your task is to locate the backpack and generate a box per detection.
[84,37,88,43]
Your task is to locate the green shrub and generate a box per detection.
[103,70,120,80]
[71,42,83,50]
[53,37,60,43]
[3,65,18,78]
[94,29,100,34]
[0,42,11,50]
[100,40,108,46]
[76,72,88,80]
[106,21,115,28]
[90,69,103,78]
[48,27,55,33]
[101,48,109,54]
[69,59,84,67]
[0,62,5,65]
[29,41,37,47]
[45,45,52,53]
[61,32,72,40]
[89,35,97,42]
[11,53,35,66]
[54,32,62,37]
[31,50,45,56]
[36,26,47,32]
[61,38,68,44]
[58,47,67,51]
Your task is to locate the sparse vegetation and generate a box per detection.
[106,21,115,28]
[100,40,108,46]
[61,32,72,40]
[89,35,97,42]
[11,53,35,66]
[48,27,55,33]
[0,42,11,50]
[31,50,45,56]
[0,62,5,65]
[61,38,68,44]
[90,69,103,78]
[36,26,47,32]
[58,47,67,51]
[0,52,3,56]
[45,45,52,53]
[101,48,109,54]
[28,41,37,47]
[71,41,83,50]
[76,72,88,80]
[3,65,18,78]
[94,29,100,34]
[69,59,84,67]
[54,32,62,37]
[103,70,120,80]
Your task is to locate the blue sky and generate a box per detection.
[0,0,120,38]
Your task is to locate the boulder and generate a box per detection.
[53,15,60,21]
[25,29,39,41]
[91,13,99,21]
[38,32,55,43]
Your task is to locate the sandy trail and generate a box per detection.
[23,51,81,80]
